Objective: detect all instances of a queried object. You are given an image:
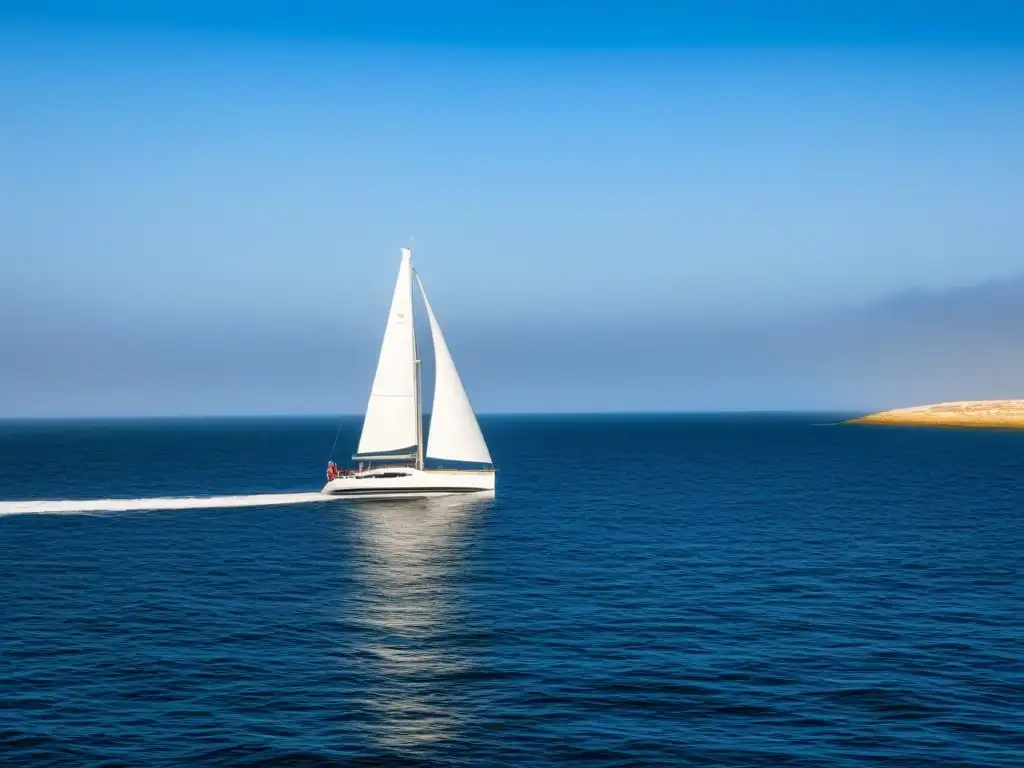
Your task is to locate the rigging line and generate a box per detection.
[327,416,345,461]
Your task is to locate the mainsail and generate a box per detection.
[415,274,492,465]
[355,248,419,458]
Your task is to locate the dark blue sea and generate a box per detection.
[1,415,1021,766]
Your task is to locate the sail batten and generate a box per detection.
[415,274,492,465]
[355,248,419,458]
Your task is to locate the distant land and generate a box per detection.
[848,400,1024,429]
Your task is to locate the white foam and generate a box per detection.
[0,492,333,516]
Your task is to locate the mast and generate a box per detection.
[415,357,424,470]
[411,245,424,471]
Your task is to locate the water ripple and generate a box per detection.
[0,416,1021,766]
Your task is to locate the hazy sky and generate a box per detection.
[2,2,1023,416]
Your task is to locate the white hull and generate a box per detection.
[321,467,495,500]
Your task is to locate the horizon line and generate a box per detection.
[0,409,866,423]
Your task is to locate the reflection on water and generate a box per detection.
[343,494,491,754]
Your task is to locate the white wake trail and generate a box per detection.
[0,492,333,516]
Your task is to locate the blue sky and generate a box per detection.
[2,2,1023,416]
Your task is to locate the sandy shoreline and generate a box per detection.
[847,400,1024,429]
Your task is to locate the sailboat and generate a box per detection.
[322,247,496,500]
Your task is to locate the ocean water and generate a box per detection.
[0,415,1020,766]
